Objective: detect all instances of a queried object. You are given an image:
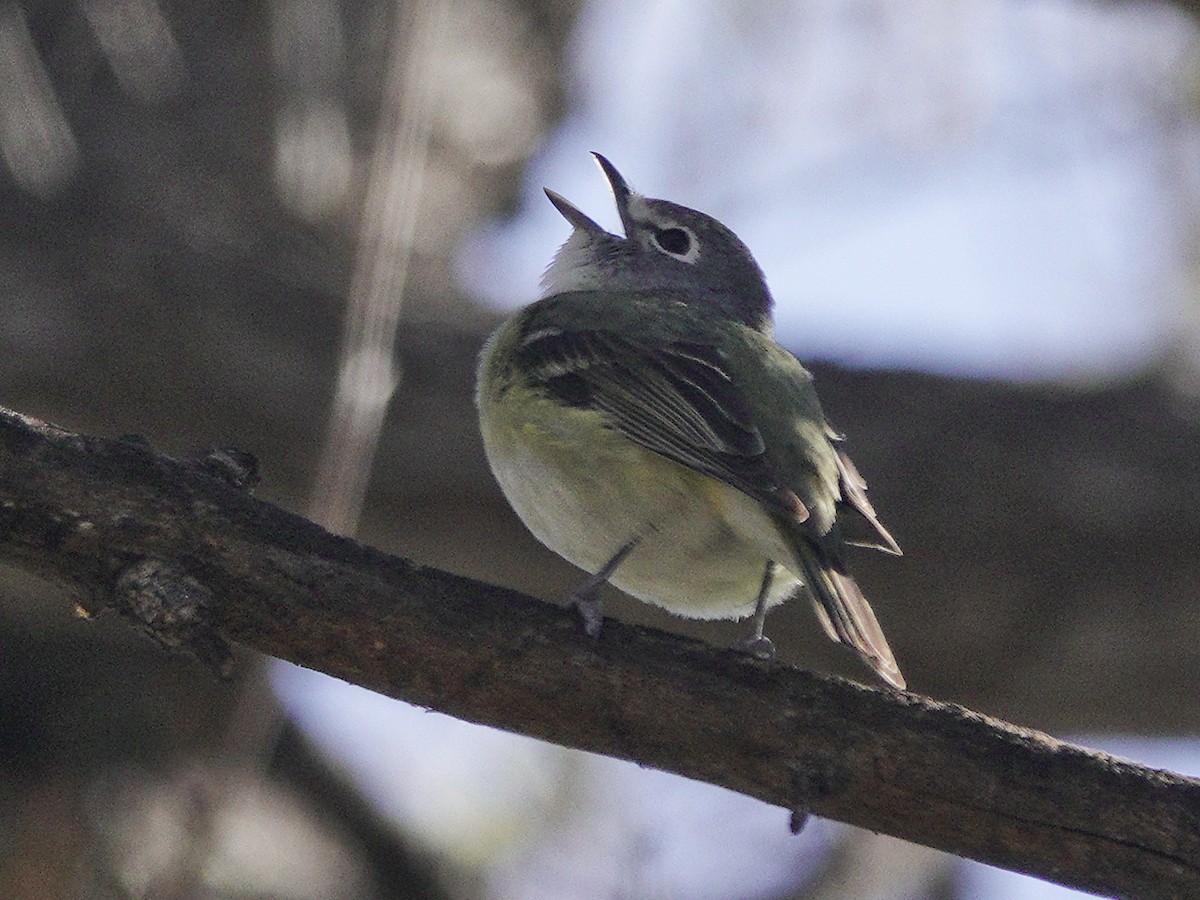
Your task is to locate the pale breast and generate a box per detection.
[481,385,801,620]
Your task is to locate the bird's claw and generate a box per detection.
[568,595,604,638]
[732,634,776,660]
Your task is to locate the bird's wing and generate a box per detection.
[726,332,902,556]
[826,426,902,556]
[514,324,809,521]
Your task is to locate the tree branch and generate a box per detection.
[1,405,1197,897]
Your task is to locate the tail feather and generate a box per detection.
[803,560,905,689]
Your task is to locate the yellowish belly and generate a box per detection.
[479,387,799,619]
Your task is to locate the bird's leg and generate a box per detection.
[732,561,777,659]
[568,538,639,638]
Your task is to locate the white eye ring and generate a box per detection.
[649,224,700,263]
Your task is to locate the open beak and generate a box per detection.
[543,187,606,235]
[590,152,637,239]
[544,152,638,239]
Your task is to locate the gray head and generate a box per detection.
[540,153,774,331]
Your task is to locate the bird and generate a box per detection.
[475,153,905,688]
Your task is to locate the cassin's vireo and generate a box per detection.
[476,154,904,688]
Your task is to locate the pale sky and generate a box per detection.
[459,0,1199,381]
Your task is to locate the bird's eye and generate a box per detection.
[652,227,693,257]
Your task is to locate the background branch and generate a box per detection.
[2,405,1198,898]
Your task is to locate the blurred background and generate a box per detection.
[1,0,1199,897]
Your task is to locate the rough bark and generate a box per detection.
[1,404,1198,898]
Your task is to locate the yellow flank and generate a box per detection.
[479,379,801,619]
[692,469,734,514]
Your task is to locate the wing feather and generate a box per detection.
[516,326,804,519]
[832,445,902,556]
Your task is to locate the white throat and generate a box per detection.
[539,229,606,298]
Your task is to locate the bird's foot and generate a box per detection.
[568,594,604,638]
[732,633,775,660]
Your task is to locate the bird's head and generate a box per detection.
[540,153,774,331]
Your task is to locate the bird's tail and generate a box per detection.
[800,554,905,689]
